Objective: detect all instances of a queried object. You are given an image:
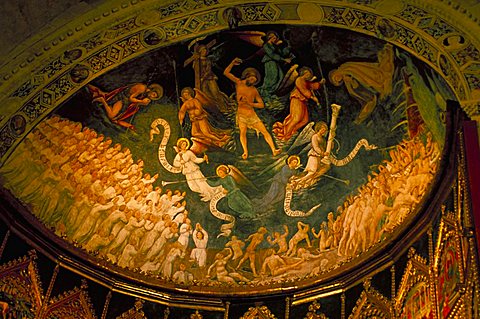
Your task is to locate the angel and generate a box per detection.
[208,164,255,219]
[285,105,376,191]
[289,121,330,190]
[184,38,233,112]
[178,87,231,148]
[253,155,301,212]
[329,44,394,124]
[272,67,325,141]
[232,30,297,98]
[173,138,223,201]
[88,82,163,131]
[259,31,296,97]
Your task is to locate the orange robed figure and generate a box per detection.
[273,67,324,141]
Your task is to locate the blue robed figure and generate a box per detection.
[253,155,300,211]
[209,165,256,219]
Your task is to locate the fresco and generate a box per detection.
[0,25,449,292]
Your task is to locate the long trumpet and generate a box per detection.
[323,174,350,185]
[298,165,350,185]
[161,175,218,187]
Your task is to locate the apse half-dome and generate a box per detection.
[0,25,451,296]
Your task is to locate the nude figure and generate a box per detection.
[260,249,303,277]
[236,227,268,277]
[224,57,280,159]
[207,248,249,284]
[225,236,245,261]
[286,221,312,256]
[267,225,289,254]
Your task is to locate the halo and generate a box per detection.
[148,83,164,100]
[241,67,261,85]
[176,138,190,149]
[314,121,328,132]
[287,155,301,168]
[216,164,230,176]
[328,69,343,86]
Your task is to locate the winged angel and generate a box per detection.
[150,118,256,237]
[231,30,298,98]
[269,104,378,217]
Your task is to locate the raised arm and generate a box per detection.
[298,221,309,231]
[225,248,233,260]
[224,58,242,83]
[282,224,289,237]
[266,235,275,246]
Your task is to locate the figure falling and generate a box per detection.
[88,82,163,131]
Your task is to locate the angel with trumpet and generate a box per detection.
[172,137,222,202]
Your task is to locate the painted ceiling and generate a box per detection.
[0,0,477,302]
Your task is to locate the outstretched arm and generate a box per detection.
[298,221,309,231]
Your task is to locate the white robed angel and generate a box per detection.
[173,138,222,201]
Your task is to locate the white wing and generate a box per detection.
[288,122,315,152]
